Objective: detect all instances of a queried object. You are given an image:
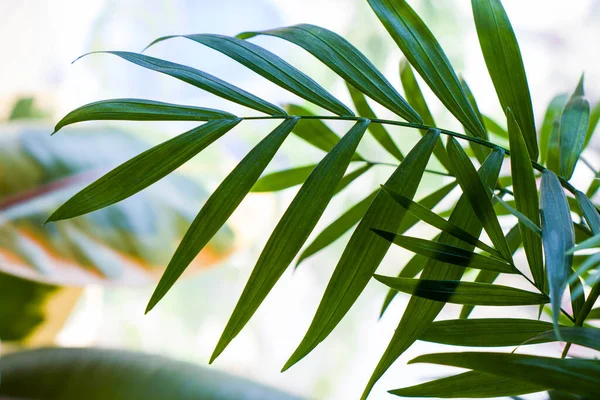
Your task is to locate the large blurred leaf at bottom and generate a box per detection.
[0,347,302,400]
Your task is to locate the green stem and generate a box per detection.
[240,115,578,194]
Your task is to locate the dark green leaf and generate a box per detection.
[420,318,555,347]
[559,76,590,179]
[447,137,512,261]
[507,108,544,287]
[540,94,568,165]
[146,34,353,116]
[251,164,316,192]
[540,170,575,335]
[575,190,600,234]
[472,0,538,159]
[569,275,585,319]
[483,115,508,139]
[47,119,240,222]
[374,276,548,305]
[389,370,545,398]
[54,98,236,133]
[73,51,285,116]
[399,60,451,170]
[346,83,404,161]
[458,77,490,164]
[587,308,600,320]
[381,185,502,259]
[368,0,486,138]
[374,232,514,274]
[146,118,298,312]
[524,327,600,351]
[296,190,378,267]
[210,119,369,363]
[283,129,441,372]
[238,24,421,122]
[363,149,504,399]
[285,104,363,161]
[493,195,542,236]
[379,254,427,317]
[547,117,561,173]
[410,352,600,399]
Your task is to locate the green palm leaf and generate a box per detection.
[559,76,590,179]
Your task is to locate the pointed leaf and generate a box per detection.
[584,100,600,147]
[540,94,568,165]
[54,99,236,133]
[587,308,600,320]
[493,195,542,236]
[389,370,545,398]
[251,165,316,192]
[524,327,600,351]
[420,318,555,347]
[483,115,508,139]
[472,0,537,159]
[381,185,502,259]
[146,118,298,311]
[363,149,504,399]
[507,108,544,287]
[568,233,600,254]
[346,83,404,161]
[380,254,427,317]
[574,190,600,234]
[74,51,285,116]
[238,24,421,122]
[146,35,353,116]
[368,0,486,138]
[447,137,512,261]
[296,190,378,266]
[283,129,441,371]
[540,170,575,335]
[559,76,590,179]
[47,119,240,222]
[210,119,369,362]
[334,164,372,193]
[285,104,363,161]
[374,276,548,306]
[410,352,600,399]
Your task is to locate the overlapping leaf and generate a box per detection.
[575,190,600,234]
[210,119,370,362]
[472,0,538,159]
[368,0,486,138]
[74,51,285,116]
[525,327,600,351]
[237,24,422,122]
[283,129,441,372]
[251,165,316,192]
[145,34,353,116]
[146,118,298,311]
[410,352,600,399]
[559,76,590,180]
[540,94,568,165]
[362,149,504,399]
[47,119,240,221]
[507,109,544,287]
[540,170,575,334]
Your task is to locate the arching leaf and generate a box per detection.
[238,24,421,122]
[146,35,353,116]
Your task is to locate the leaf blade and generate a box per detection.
[559,76,590,179]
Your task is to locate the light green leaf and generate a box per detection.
[575,190,600,234]
[447,137,512,261]
[472,0,538,159]
[346,83,404,161]
[47,119,240,222]
[296,190,378,267]
[410,352,600,399]
[146,118,298,312]
[567,233,600,255]
[420,318,555,347]
[507,108,544,287]
[540,170,575,336]
[374,276,548,306]
[493,195,542,236]
[210,119,369,363]
[379,254,427,318]
[584,100,600,147]
[399,60,451,170]
[73,51,285,116]
[547,117,561,173]
[251,165,316,192]
[237,24,421,122]
[483,115,508,139]
[381,185,502,259]
[363,149,504,399]
[587,308,600,320]
[146,35,353,116]
[559,76,590,179]
[54,99,236,133]
[368,0,486,138]
[373,232,516,274]
[283,129,441,372]
[568,275,585,320]
[540,94,568,165]
[389,370,545,398]
[285,104,363,161]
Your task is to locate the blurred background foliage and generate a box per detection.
[1,1,599,399]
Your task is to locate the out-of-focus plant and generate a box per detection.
[50,0,600,398]
[0,98,234,343]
